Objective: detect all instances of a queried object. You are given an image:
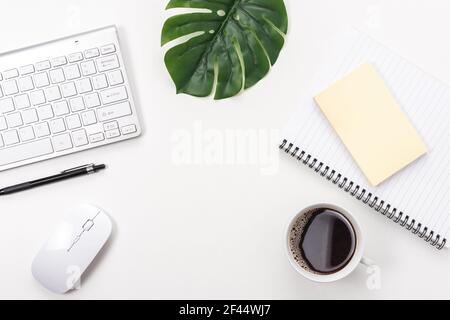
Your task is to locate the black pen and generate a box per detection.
[0,163,106,196]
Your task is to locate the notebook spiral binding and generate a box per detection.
[280,139,447,250]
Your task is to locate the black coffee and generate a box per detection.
[289,208,357,275]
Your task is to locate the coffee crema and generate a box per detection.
[289,208,357,275]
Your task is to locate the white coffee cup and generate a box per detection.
[286,203,373,283]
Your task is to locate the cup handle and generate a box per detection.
[360,257,376,267]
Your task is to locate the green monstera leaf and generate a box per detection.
[161,0,288,100]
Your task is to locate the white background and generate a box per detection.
[0,0,449,300]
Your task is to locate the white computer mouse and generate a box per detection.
[32,204,112,294]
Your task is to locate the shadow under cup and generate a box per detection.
[287,204,365,282]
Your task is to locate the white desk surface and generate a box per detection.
[1,0,450,300]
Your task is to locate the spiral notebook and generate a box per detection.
[280,29,450,249]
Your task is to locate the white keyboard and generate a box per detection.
[0,26,141,171]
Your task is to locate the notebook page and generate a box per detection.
[283,29,450,246]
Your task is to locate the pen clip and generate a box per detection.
[61,164,94,174]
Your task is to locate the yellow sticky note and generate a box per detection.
[314,63,427,186]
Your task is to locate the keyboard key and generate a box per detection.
[50,118,66,134]
[100,86,128,104]
[75,78,92,94]
[61,82,77,98]
[6,113,23,128]
[34,122,51,137]
[49,69,65,84]
[19,126,35,141]
[85,48,100,59]
[103,121,118,131]
[101,44,116,55]
[34,72,50,88]
[63,64,81,80]
[20,65,35,75]
[30,90,46,106]
[37,104,54,120]
[0,116,7,130]
[52,133,72,151]
[18,76,34,92]
[0,86,3,98]
[51,56,67,67]
[66,114,81,130]
[3,80,19,95]
[89,132,104,143]
[69,97,85,112]
[0,138,53,166]
[96,55,120,72]
[108,70,124,86]
[3,130,19,145]
[81,110,97,126]
[53,100,70,116]
[105,129,120,139]
[4,69,19,79]
[68,52,83,63]
[0,73,2,81]
[15,94,31,109]
[44,86,62,102]
[97,101,132,122]
[0,98,15,114]
[92,74,108,90]
[121,124,137,135]
[80,60,97,76]
[0,135,3,148]
[35,60,51,71]
[72,129,88,147]
[22,108,39,124]
[85,92,100,108]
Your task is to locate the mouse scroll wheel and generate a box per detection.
[82,219,94,231]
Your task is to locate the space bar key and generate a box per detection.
[0,139,54,166]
